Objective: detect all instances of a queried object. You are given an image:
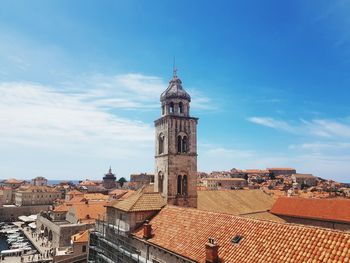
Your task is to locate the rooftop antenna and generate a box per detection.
[173,56,177,78]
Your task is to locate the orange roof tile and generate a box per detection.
[109,189,136,200]
[108,186,165,212]
[271,197,350,223]
[66,196,86,204]
[53,204,68,212]
[83,193,109,200]
[71,230,89,243]
[70,202,107,222]
[4,178,24,184]
[133,206,350,263]
[67,190,83,195]
[198,190,275,215]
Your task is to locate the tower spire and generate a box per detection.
[173,57,177,78]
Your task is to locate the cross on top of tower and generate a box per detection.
[173,57,178,79]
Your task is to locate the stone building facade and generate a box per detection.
[202,178,247,190]
[291,173,317,187]
[129,173,154,190]
[15,186,60,206]
[154,71,198,208]
[31,176,48,186]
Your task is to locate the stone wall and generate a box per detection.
[131,237,195,263]
[154,116,198,208]
[0,205,50,221]
[36,215,92,248]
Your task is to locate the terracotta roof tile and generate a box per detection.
[198,190,275,215]
[4,178,24,184]
[108,186,166,212]
[67,190,83,195]
[271,197,350,223]
[70,202,107,222]
[71,230,89,243]
[133,206,350,263]
[53,204,68,212]
[83,193,109,200]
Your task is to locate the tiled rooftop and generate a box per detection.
[70,201,107,222]
[271,197,350,223]
[108,186,166,212]
[71,230,89,243]
[133,206,350,263]
[197,190,275,216]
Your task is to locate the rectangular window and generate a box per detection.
[82,245,86,253]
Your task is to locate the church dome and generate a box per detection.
[160,75,191,102]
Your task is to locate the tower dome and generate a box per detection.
[160,73,191,102]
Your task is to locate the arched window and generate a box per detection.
[183,175,188,196]
[182,136,188,153]
[162,105,165,115]
[179,102,183,114]
[177,135,182,153]
[158,172,164,193]
[177,175,182,195]
[169,102,174,114]
[158,134,164,154]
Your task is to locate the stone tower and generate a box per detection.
[103,166,117,189]
[154,70,198,208]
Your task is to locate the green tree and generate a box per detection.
[118,177,127,187]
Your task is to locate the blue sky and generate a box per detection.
[0,1,349,182]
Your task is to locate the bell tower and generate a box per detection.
[154,69,198,208]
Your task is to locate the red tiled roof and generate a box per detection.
[271,197,350,223]
[53,204,68,212]
[108,186,165,212]
[70,202,107,222]
[133,206,350,263]
[67,190,83,195]
[71,230,89,243]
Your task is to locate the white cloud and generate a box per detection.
[247,117,295,133]
[248,116,350,138]
[0,81,154,156]
[60,73,215,111]
[0,73,215,180]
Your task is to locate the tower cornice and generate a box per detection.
[154,115,199,126]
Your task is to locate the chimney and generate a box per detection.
[143,221,152,239]
[205,237,219,263]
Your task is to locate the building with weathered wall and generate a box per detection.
[0,205,50,221]
[14,185,60,206]
[53,230,89,263]
[201,178,247,190]
[36,213,91,248]
[129,173,154,190]
[31,176,48,186]
[267,168,296,177]
[291,173,317,187]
